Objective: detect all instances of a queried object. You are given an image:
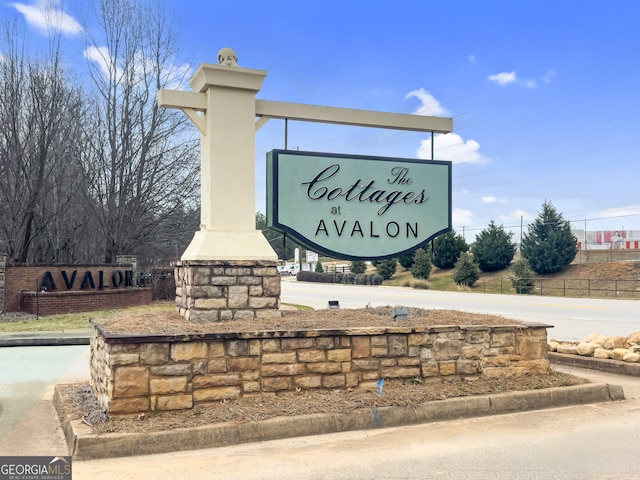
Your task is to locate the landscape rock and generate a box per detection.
[576,342,599,356]
[582,332,607,346]
[627,332,640,346]
[623,352,640,363]
[603,336,627,350]
[610,348,631,361]
[556,344,578,355]
[547,341,560,352]
[593,348,611,359]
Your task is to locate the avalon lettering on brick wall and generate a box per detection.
[39,269,134,291]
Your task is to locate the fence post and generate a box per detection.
[0,253,6,313]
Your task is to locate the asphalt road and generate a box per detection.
[281,280,640,341]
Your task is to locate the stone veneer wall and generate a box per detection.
[90,323,550,415]
[174,260,281,322]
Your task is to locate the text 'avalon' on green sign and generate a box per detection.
[266,150,452,260]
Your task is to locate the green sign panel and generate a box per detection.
[267,150,451,260]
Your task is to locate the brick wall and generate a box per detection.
[90,323,550,415]
[5,264,138,313]
[20,288,152,316]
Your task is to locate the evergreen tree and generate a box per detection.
[315,261,324,273]
[433,231,469,269]
[509,258,535,294]
[375,258,398,280]
[452,252,480,287]
[350,260,367,275]
[472,221,516,272]
[521,201,578,274]
[398,252,416,270]
[410,248,432,280]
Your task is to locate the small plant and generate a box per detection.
[375,258,398,280]
[350,260,367,275]
[315,261,324,273]
[509,258,535,294]
[452,252,480,287]
[410,248,432,280]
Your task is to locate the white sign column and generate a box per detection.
[160,59,277,261]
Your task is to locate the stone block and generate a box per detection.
[194,298,227,309]
[207,358,227,373]
[243,381,261,393]
[461,345,483,360]
[261,339,281,352]
[262,352,297,364]
[281,338,316,350]
[233,310,255,320]
[150,377,188,395]
[249,297,277,309]
[209,276,237,286]
[227,340,249,356]
[114,366,149,398]
[352,359,380,371]
[220,310,233,321]
[439,361,457,376]
[362,371,381,381]
[380,358,396,367]
[208,341,225,357]
[261,363,306,376]
[249,285,264,296]
[109,353,140,366]
[465,329,490,344]
[262,376,292,392]
[150,364,190,376]
[263,277,281,296]
[108,397,150,415]
[297,349,326,363]
[228,285,249,308]
[351,337,371,358]
[140,343,170,365]
[193,361,207,375]
[187,285,225,298]
[306,362,343,374]
[434,338,461,361]
[388,336,408,357]
[192,267,211,285]
[189,310,219,323]
[155,395,193,411]
[371,347,388,357]
[398,357,421,366]
[322,374,346,388]
[408,333,431,346]
[316,337,333,349]
[456,360,480,375]
[249,340,261,356]
[517,336,547,359]
[421,361,439,377]
[194,386,241,402]
[193,373,241,388]
[228,357,260,371]
[381,366,421,378]
[171,342,208,361]
[345,373,359,388]
[238,275,261,285]
[327,349,351,362]
[371,336,388,346]
[293,375,322,389]
[491,331,515,348]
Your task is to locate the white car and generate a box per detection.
[277,263,300,276]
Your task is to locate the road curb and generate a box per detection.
[550,352,640,377]
[54,382,624,460]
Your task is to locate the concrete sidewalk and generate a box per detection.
[0,329,92,347]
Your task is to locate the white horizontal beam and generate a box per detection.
[157,89,207,111]
[255,99,453,133]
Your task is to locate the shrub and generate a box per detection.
[315,261,324,273]
[410,248,432,280]
[521,201,578,274]
[371,274,384,285]
[375,258,398,280]
[398,252,416,270]
[350,260,367,275]
[433,231,468,269]
[296,271,334,283]
[344,272,356,284]
[509,258,535,294]
[452,252,479,287]
[472,221,516,272]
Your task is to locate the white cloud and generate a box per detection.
[453,208,474,226]
[417,132,487,164]
[482,196,507,204]
[499,209,534,222]
[489,69,555,89]
[405,88,449,116]
[488,71,516,86]
[468,54,476,64]
[84,45,112,78]
[588,205,640,220]
[8,0,82,36]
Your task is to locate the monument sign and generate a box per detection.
[267,150,451,260]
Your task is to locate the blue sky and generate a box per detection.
[3,0,640,242]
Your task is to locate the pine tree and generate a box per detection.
[375,258,398,280]
[350,260,367,275]
[452,252,480,287]
[472,221,516,272]
[521,201,578,274]
[509,258,535,294]
[433,231,469,269]
[410,248,432,280]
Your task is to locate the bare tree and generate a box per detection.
[0,24,88,263]
[81,0,199,263]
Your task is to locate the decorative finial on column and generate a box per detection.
[217,47,238,67]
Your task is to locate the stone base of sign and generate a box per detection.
[89,321,550,415]
[174,259,281,322]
